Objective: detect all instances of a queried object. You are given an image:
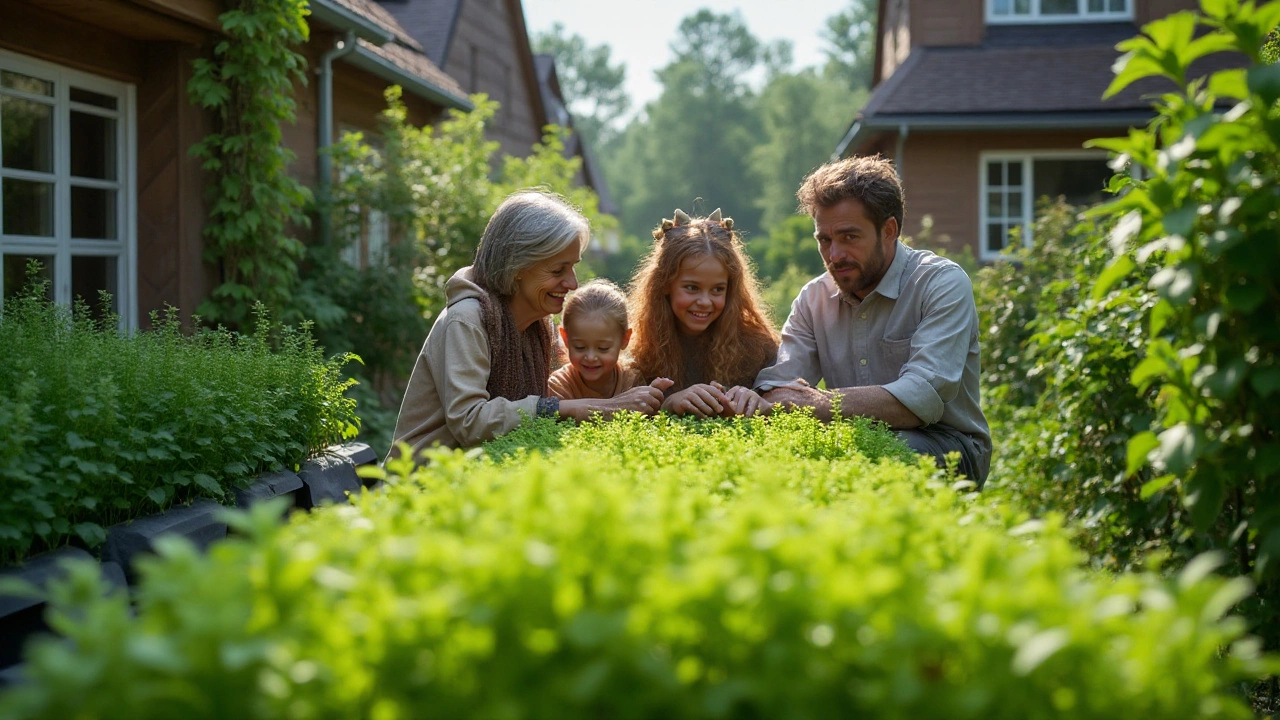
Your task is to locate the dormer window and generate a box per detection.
[988,0,1131,23]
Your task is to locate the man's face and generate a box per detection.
[814,198,898,300]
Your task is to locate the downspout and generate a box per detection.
[894,122,909,180]
[317,30,357,246]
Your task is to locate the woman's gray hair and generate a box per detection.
[472,190,590,296]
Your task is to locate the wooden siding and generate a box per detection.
[878,0,911,83]
[135,42,216,328]
[910,0,983,48]
[1,2,148,82]
[442,0,542,158]
[894,129,1125,258]
[1136,0,1200,23]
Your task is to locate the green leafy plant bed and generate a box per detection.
[0,279,359,566]
[2,413,1273,718]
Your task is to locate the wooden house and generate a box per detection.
[0,0,468,329]
[838,0,1241,260]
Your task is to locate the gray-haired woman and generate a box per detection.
[389,190,669,461]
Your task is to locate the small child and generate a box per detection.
[549,279,647,400]
[627,209,780,418]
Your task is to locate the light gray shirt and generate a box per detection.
[755,240,991,459]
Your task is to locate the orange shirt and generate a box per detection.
[548,362,646,400]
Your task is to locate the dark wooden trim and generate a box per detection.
[0,3,148,81]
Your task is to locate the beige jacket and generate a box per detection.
[388,267,540,461]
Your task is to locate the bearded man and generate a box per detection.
[754,155,991,486]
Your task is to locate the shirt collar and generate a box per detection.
[826,240,911,303]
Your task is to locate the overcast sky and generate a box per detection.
[522,0,850,115]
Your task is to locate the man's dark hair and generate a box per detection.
[796,155,905,236]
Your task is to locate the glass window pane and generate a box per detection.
[1007,161,1023,186]
[1109,0,1126,11]
[1,71,52,97]
[1088,0,1104,10]
[71,186,117,239]
[993,0,1011,14]
[2,178,54,236]
[71,255,119,322]
[69,87,117,111]
[1042,0,1079,13]
[2,96,54,172]
[987,191,1004,219]
[3,254,54,302]
[70,111,117,180]
[1014,0,1031,13]
[987,162,1003,187]
[987,224,1006,253]
[1032,158,1114,208]
[1008,192,1025,218]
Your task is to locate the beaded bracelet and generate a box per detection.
[536,396,560,419]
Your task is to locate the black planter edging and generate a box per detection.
[234,469,305,510]
[0,443,380,676]
[102,499,228,585]
[0,547,126,670]
[295,454,362,510]
[331,441,378,476]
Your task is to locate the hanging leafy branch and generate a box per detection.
[187,0,312,328]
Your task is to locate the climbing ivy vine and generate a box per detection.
[187,0,312,328]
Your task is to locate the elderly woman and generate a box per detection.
[389,190,667,461]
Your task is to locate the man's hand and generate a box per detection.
[762,383,834,421]
[723,385,772,417]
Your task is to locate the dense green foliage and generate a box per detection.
[0,274,358,566]
[1088,0,1280,622]
[303,89,613,455]
[977,202,1166,571]
[2,412,1272,718]
[975,0,1280,660]
[186,0,312,328]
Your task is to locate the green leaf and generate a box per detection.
[147,487,168,507]
[1141,473,1176,500]
[1224,282,1265,312]
[1093,255,1136,301]
[1158,424,1200,475]
[1185,473,1227,532]
[1247,62,1280,106]
[73,522,107,546]
[1251,367,1280,397]
[1127,431,1160,476]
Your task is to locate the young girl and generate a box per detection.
[549,279,655,400]
[628,209,780,418]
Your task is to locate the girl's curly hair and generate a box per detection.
[627,211,779,388]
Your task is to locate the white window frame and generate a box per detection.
[0,49,137,330]
[977,149,1110,260]
[986,0,1132,24]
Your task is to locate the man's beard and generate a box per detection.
[826,239,888,300]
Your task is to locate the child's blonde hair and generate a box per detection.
[563,279,629,334]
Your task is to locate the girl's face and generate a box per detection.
[559,313,631,388]
[667,255,728,337]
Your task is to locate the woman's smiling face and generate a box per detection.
[667,254,728,336]
[509,242,582,331]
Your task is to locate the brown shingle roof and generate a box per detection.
[862,23,1244,119]
[315,0,466,105]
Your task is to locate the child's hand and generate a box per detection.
[662,383,732,418]
[724,385,771,418]
[608,385,666,416]
[649,377,676,393]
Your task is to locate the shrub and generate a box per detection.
[975,201,1173,571]
[1,413,1271,719]
[0,274,359,565]
[1087,0,1280,636]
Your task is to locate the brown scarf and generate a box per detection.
[471,274,552,402]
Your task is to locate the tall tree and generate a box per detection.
[822,0,877,90]
[533,22,630,148]
[603,10,766,242]
[751,70,865,232]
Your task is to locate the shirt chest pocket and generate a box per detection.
[879,337,913,370]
